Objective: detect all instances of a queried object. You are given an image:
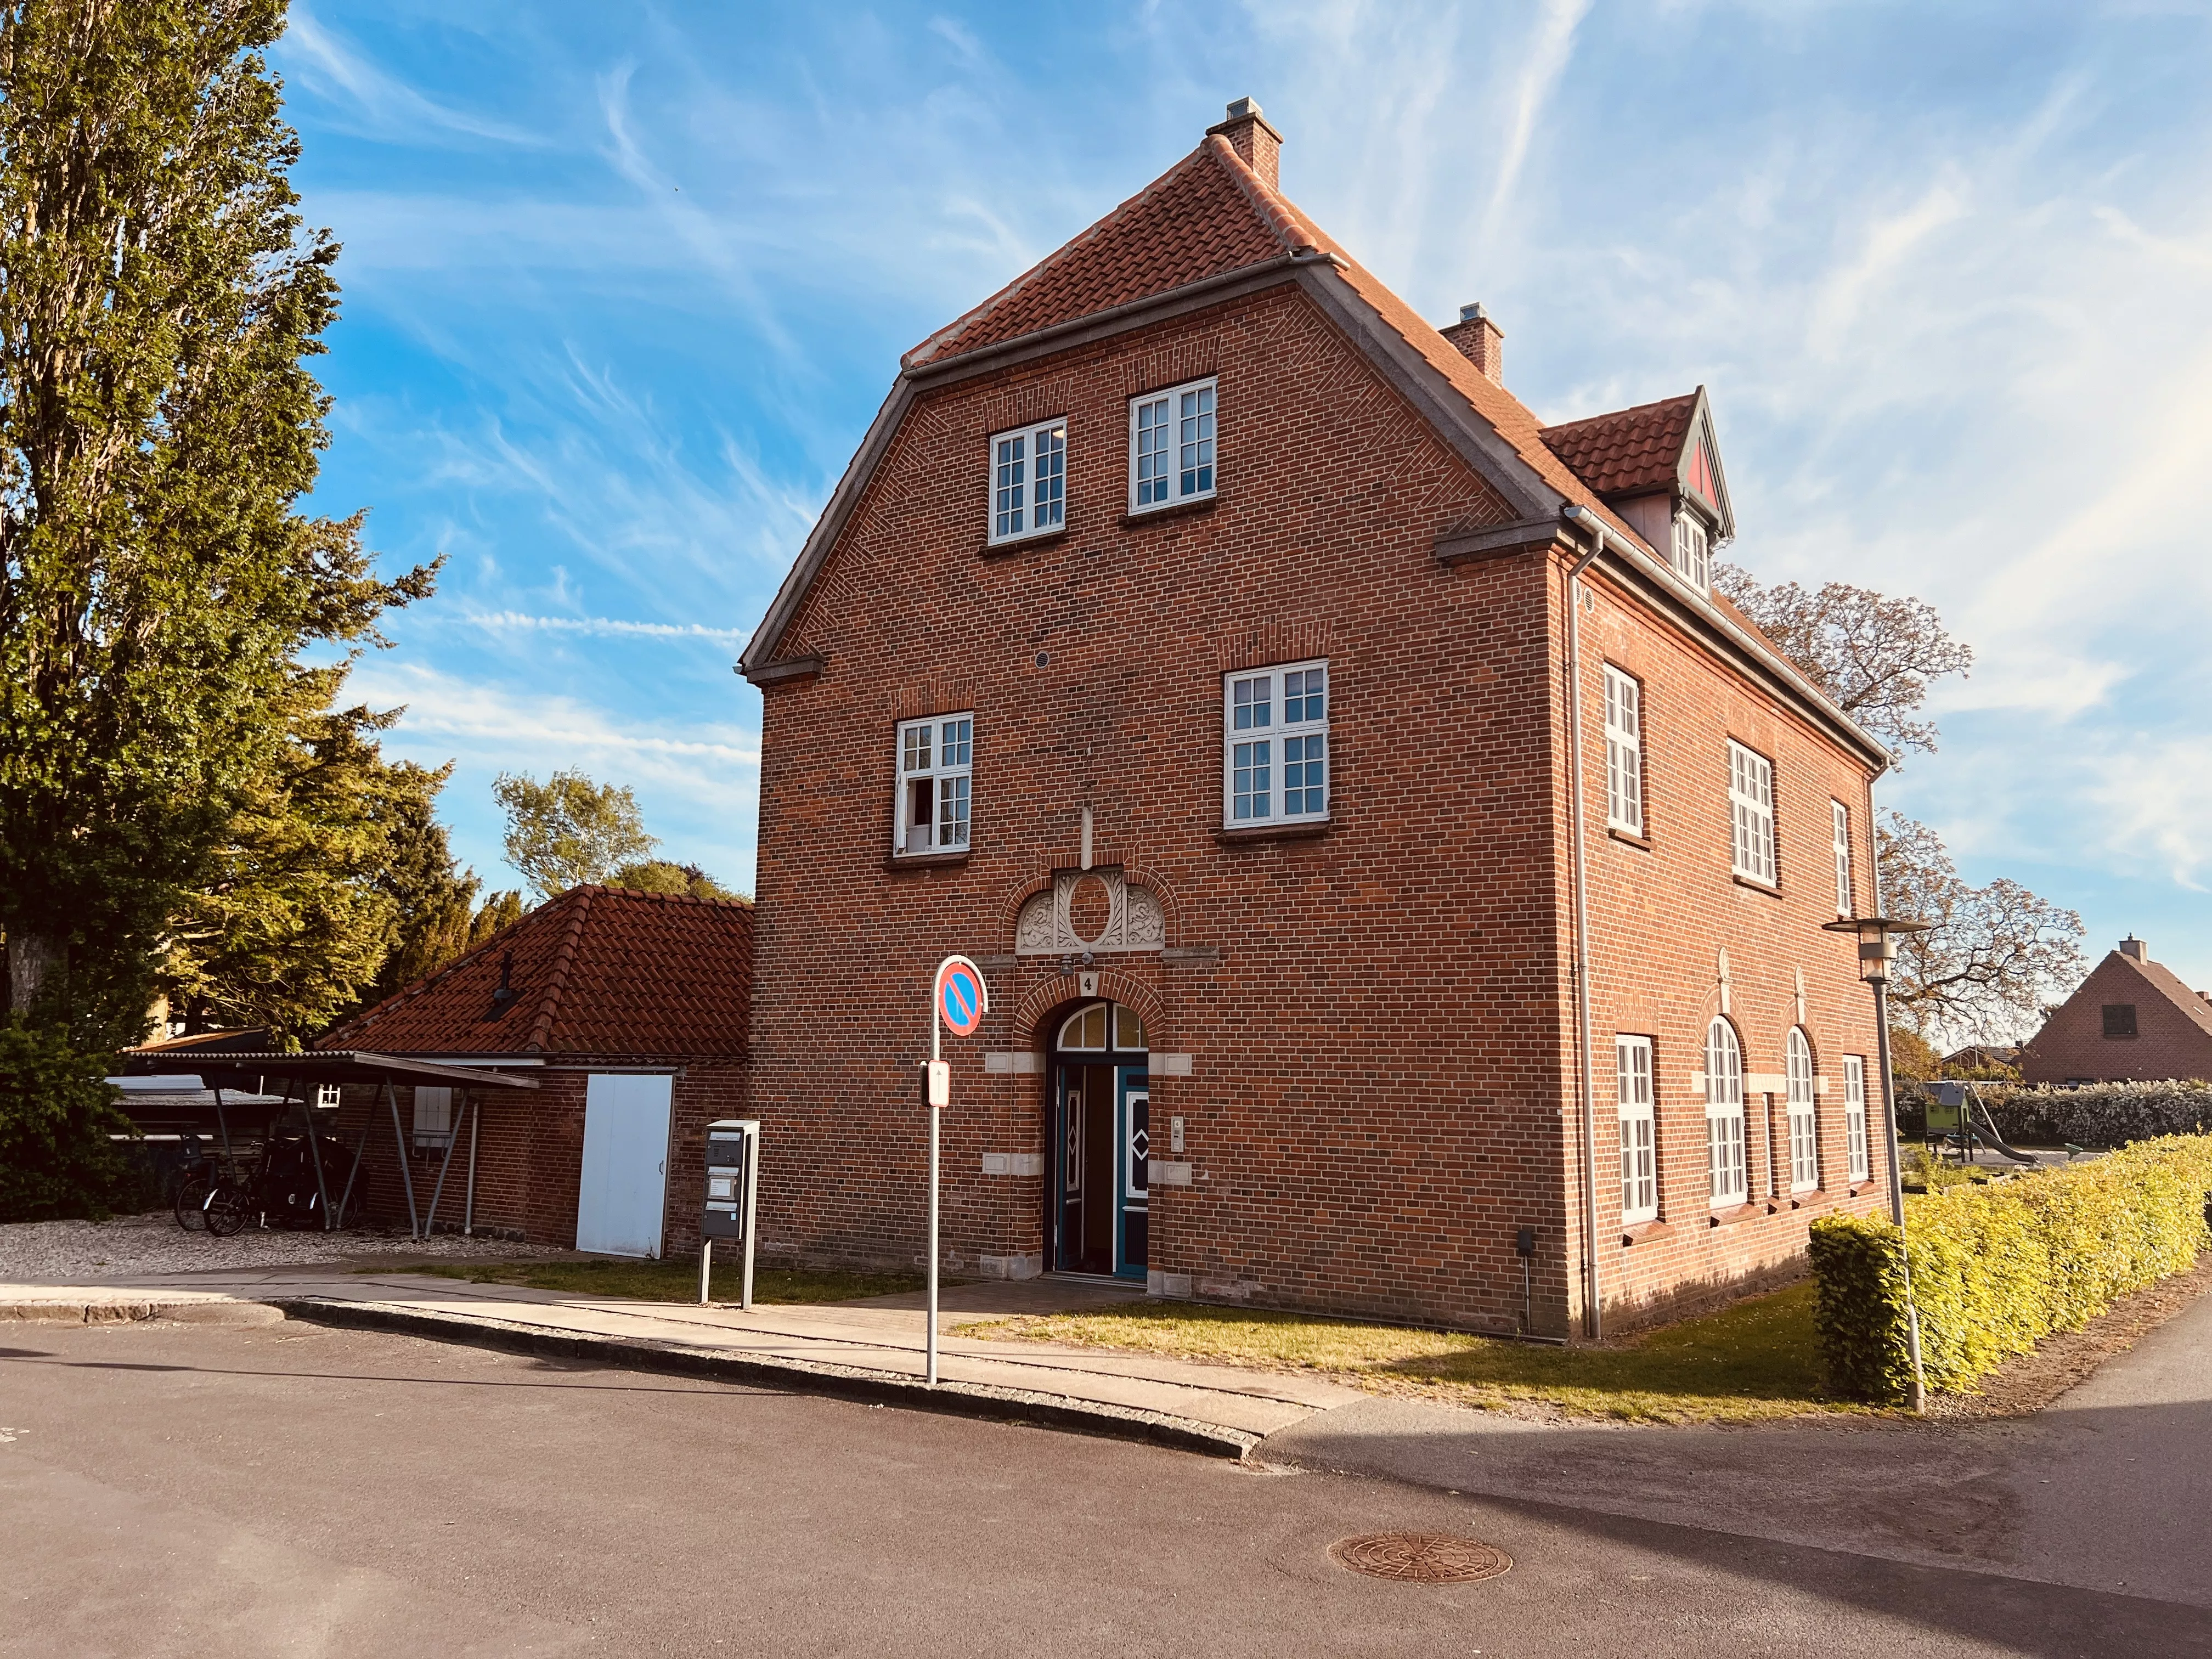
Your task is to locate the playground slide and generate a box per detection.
[1971,1098,2041,1166]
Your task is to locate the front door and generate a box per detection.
[1049,1001,1149,1280]
[577,1073,673,1257]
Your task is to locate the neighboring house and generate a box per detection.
[313,885,752,1257]
[2020,938,2212,1086]
[737,100,1891,1336]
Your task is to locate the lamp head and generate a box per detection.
[1821,915,1931,985]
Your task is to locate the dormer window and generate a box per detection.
[1672,510,1711,591]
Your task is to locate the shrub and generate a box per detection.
[1808,1135,2212,1402]
[1979,1081,2212,1148]
[0,1022,150,1222]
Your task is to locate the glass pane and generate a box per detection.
[1114,1005,1146,1050]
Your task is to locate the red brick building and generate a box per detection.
[315,885,752,1257]
[738,100,1893,1336]
[2020,938,2212,1085]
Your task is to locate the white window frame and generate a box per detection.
[315,1082,342,1110]
[413,1086,454,1151]
[1222,659,1328,828]
[1602,665,1644,836]
[1705,1018,1746,1208]
[986,417,1068,546]
[893,713,974,857]
[1729,740,1776,886]
[1844,1054,1870,1182]
[1672,509,1711,590]
[1786,1028,1819,1193]
[1128,376,1216,512]
[1617,1035,1657,1225]
[1831,799,1853,917]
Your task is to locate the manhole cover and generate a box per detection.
[1330,1532,1513,1584]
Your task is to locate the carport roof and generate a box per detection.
[118,1050,541,1091]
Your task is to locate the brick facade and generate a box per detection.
[2020,942,2212,1085]
[740,109,1891,1335]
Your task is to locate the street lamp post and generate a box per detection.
[1824,914,1932,1413]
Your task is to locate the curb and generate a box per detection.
[0,1298,283,1327]
[276,1297,1262,1460]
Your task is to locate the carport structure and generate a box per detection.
[121,1048,539,1238]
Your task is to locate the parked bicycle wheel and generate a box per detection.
[173,1175,211,1232]
[204,1183,253,1238]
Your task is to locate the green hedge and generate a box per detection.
[0,1022,150,1222]
[1808,1135,2212,1402]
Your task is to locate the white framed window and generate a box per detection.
[894,713,973,856]
[1130,376,1216,511]
[1831,799,1853,917]
[315,1082,342,1110]
[1844,1054,1870,1182]
[1603,665,1644,836]
[1786,1028,1819,1192]
[1729,740,1776,885]
[988,417,1066,545]
[1223,660,1328,827]
[1617,1035,1656,1224]
[413,1086,454,1151]
[1672,510,1711,590]
[1705,1018,1746,1207]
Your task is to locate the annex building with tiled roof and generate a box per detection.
[740,99,1893,1336]
[313,885,753,1257]
[2020,937,2212,1085]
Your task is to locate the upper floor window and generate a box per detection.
[1785,1028,1818,1193]
[895,713,973,856]
[1617,1035,1656,1224]
[1705,1018,1746,1207]
[1672,510,1711,590]
[1831,800,1853,917]
[1843,1054,1870,1182]
[989,418,1066,545]
[1223,660,1328,827]
[2102,1003,2137,1039]
[1728,740,1775,886]
[1130,376,1216,511]
[1603,665,1644,836]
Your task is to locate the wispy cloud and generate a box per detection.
[283,10,546,148]
[1481,0,1592,249]
[450,611,751,644]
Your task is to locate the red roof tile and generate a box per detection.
[319,886,752,1059]
[1539,393,1701,498]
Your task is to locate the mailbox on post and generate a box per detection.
[699,1119,760,1310]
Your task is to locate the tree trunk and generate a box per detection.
[7,927,61,1014]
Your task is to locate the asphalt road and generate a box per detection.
[4,1319,2206,1658]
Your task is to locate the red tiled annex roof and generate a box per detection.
[320,885,753,1059]
[1539,392,1701,498]
[901,134,1650,552]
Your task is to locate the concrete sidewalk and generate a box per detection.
[0,1268,1362,1457]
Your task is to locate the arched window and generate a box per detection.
[1786,1028,1819,1193]
[1705,1018,1746,1206]
[1056,1001,1147,1053]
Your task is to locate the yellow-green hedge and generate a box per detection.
[1808,1135,2212,1402]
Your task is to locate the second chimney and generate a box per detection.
[1440,302,1505,386]
[2119,935,2147,961]
[1207,97,1283,190]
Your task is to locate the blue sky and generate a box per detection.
[278,1,2212,998]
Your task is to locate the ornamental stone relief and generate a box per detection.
[1013,868,1167,956]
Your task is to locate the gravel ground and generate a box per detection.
[0,1211,566,1283]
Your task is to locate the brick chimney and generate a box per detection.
[2119,935,2147,961]
[1207,97,1283,190]
[1440,302,1505,385]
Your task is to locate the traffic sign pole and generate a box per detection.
[925,955,987,1386]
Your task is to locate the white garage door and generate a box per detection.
[576,1074,673,1258]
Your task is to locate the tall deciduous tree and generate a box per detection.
[1714,567,1972,755]
[0,0,431,1043]
[1877,811,2086,1043]
[607,860,743,903]
[495,769,657,902]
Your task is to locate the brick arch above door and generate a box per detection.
[1014,970,1167,1051]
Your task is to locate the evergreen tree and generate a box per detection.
[607,860,744,902]
[0,0,432,1046]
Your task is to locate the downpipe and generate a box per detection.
[1560,505,1607,1340]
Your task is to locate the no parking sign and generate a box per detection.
[935,956,988,1038]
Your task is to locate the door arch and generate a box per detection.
[1048,1001,1149,1279]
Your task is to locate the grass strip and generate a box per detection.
[962,1279,1860,1424]
[398,1258,932,1306]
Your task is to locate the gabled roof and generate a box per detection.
[319,885,753,1059]
[1540,386,1736,539]
[2105,950,2212,1042]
